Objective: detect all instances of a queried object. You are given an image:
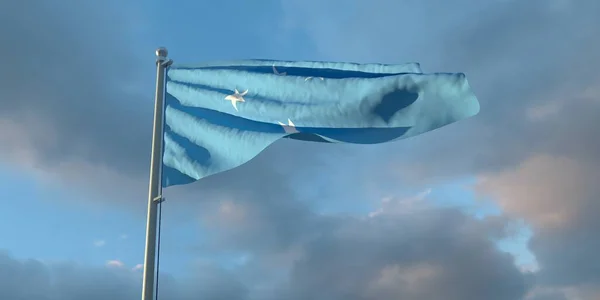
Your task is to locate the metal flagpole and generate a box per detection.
[142,47,172,300]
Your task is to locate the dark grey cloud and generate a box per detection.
[0,196,531,300]
[0,251,250,300]
[277,210,529,300]
[0,251,139,300]
[0,0,153,179]
[527,289,569,300]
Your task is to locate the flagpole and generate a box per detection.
[141,47,171,300]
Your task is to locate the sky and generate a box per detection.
[0,0,599,299]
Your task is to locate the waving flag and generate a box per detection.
[161,60,479,187]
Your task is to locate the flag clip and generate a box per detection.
[153,196,165,203]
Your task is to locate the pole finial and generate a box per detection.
[156,47,168,60]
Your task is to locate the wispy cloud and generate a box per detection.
[368,188,432,218]
[132,264,143,272]
[106,260,124,268]
[93,240,106,247]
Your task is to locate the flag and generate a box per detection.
[161,60,479,187]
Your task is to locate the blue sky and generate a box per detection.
[0,1,599,299]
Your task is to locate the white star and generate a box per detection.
[272,65,286,76]
[278,119,299,134]
[225,89,248,111]
[305,76,324,81]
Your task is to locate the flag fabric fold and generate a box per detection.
[162,60,479,187]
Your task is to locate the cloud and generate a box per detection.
[526,285,600,300]
[187,157,327,255]
[174,180,531,299]
[0,0,153,190]
[106,260,125,268]
[368,188,432,218]
[273,205,529,300]
[0,191,531,300]
[0,251,249,300]
[0,251,140,300]
[475,155,597,229]
[132,264,144,272]
[476,154,600,293]
[93,240,106,247]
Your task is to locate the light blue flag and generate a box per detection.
[162,60,479,187]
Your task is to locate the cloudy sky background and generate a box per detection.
[1,0,599,299]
